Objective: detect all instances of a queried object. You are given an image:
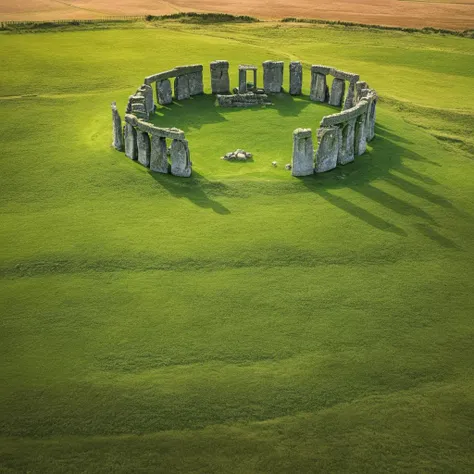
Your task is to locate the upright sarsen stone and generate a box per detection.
[343,82,356,110]
[263,61,284,93]
[289,62,302,96]
[170,139,192,177]
[315,126,341,173]
[188,69,204,96]
[137,131,151,167]
[355,112,367,156]
[329,78,345,107]
[156,79,173,105]
[210,60,230,94]
[310,73,327,102]
[291,128,314,176]
[139,84,154,115]
[124,123,138,161]
[150,135,168,173]
[238,68,247,93]
[174,75,190,101]
[337,119,356,165]
[111,102,124,151]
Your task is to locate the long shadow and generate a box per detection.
[414,223,460,250]
[351,184,438,225]
[315,188,408,236]
[148,170,231,215]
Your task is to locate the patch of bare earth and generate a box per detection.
[0,0,473,29]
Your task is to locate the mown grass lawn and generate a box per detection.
[0,22,473,472]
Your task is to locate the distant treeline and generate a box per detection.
[1,13,472,37]
[281,17,474,38]
[145,13,259,23]
[0,13,258,32]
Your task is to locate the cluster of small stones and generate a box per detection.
[221,149,253,161]
[111,60,377,179]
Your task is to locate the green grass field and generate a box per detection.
[0,21,473,472]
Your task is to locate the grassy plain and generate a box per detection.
[0,21,473,472]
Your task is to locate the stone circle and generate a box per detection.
[111,60,378,179]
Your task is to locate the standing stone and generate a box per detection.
[156,80,173,106]
[124,123,138,161]
[355,113,367,156]
[329,78,346,107]
[150,135,168,173]
[188,69,204,96]
[315,126,341,173]
[111,102,124,151]
[139,84,154,115]
[210,60,230,94]
[291,128,314,176]
[366,96,377,141]
[289,62,302,96]
[310,73,327,102]
[337,119,356,165]
[263,61,284,93]
[170,139,192,177]
[137,131,151,167]
[343,82,356,110]
[238,68,247,93]
[174,75,190,101]
[355,81,368,102]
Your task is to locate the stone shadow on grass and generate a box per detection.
[298,126,465,243]
[149,170,230,215]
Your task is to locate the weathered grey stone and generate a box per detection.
[216,92,272,108]
[263,61,284,93]
[144,65,203,85]
[150,135,168,173]
[330,68,359,83]
[367,97,377,141]
[174,75,190,101]
[175,65,203,76]
[354,113,367,156]
[124,123,138,161]
[238,68,247,93]
[289,62,302,96]
[343,82,356,110]
[311,65,331,75]
[111,102,124,151]
[210,60,230,94]
[125,114,185,140]
[139,84,154,115]
[320,100,369,127]
[137,131,151,167]
[292,128,314,176]
[310,72,327,102]
[131,102,147,119]
[145,69,177,85]
[188,70,204,96]
[337,119,356,165]
[329,78,346,107]
[315,126,341,173]
[170,139,191,177]
[156,79,173,106]
[355,81,368,101]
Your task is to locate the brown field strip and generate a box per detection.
[0,0,473,29]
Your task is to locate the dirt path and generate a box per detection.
[1,0,473,30]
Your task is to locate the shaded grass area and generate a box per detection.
[0,23,473,472]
